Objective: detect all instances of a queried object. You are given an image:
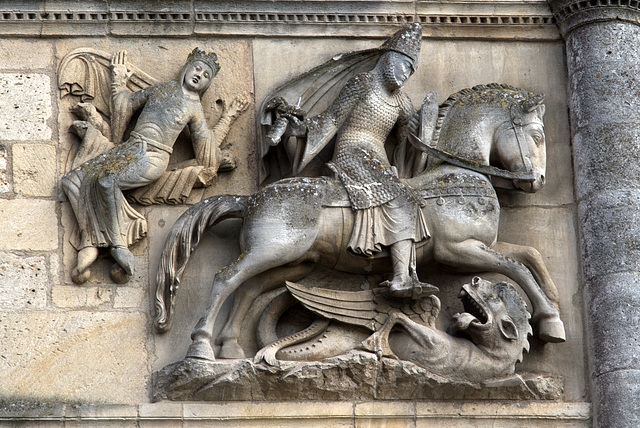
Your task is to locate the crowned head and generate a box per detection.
[180,48,220,96]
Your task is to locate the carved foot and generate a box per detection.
[384,279,439,299]
[110,263,131,284]
[109,246,134,276]
[218,339,246,359]
[71,267,91,284]
[535,316,566,343]
[186,340,215,361]
[359,331,397,360]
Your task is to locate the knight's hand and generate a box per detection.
[284,114,307,137]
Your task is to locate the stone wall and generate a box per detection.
[0,1,591,425]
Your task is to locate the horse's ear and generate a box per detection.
[524,94,545,118]
[499,315,519,341]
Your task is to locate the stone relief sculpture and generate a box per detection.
[58,48,249,284]
[153,24,565,397]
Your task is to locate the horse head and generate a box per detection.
[451,276,532,364]
[432,84,547,193]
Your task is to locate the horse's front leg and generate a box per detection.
[434,239,566,343]
[217,263,315,359]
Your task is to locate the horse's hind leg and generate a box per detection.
[492,241,560,307]
[434,240,566,342]
[218,263,315,359]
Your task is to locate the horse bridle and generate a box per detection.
[407,115,539,182]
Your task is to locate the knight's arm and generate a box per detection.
[304,73,366,146]
[392,94,415,178]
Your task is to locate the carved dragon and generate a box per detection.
[255,276,532,382]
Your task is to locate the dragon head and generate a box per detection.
[451,277,532,362]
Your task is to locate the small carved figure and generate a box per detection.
[265,23,435,297]
[254,277,532,382]
[60,48,249,284]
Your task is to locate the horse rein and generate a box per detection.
[407,132,537,182]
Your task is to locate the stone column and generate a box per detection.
[548,1,640,427]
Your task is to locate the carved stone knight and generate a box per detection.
[61,48,248,284]
[276,23,436,297]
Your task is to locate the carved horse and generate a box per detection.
[155,84,565,361]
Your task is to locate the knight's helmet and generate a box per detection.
[179,47,220,95]
[380,22,423,68]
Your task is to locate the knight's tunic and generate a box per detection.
[304,73,428,255]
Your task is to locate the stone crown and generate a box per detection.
[186,47,220,74]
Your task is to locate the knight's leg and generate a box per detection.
[218,263,315,359]
[434,240,565,342]
[385,239,438,298]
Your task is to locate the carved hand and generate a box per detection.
[226,94,251,119]
[111,49,133,88]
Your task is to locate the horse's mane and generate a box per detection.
[431,83,537,144]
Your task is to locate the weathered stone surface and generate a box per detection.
[585,271,640,377]
[51,286,112,309]
[0,311,148,403]
[113,287,146,309]
[0,199,57,251]
[153,352,563,402]
[578,189,640,280]
[12,143,56,197]
[0,40,53,70]
[0,73,52,141]
[0,145,9,193]
[592,369,640,428]
[0,252,48,309]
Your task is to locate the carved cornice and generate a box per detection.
[548,0,640,36]
[0,1,560,40]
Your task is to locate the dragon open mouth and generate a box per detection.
[459,288,489,325]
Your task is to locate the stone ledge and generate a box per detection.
[0,1,560,40]
[153,353,564,402]
[0,401,592,426]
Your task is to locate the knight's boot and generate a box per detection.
[386,277,439,299]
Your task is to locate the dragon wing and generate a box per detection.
[57,47,159,118]
[285,281,380,331]
[258,47,384,184]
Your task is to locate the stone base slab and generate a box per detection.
[0,401,591,427]
[153,353,564,402]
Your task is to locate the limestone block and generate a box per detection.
[12,143,56,197]
[0,40,53,70]
[113,287,145,309]
[51,286,112,308]
[0,73,52,141]
[0,252,47,309]
[0,199,57,251]
[0,144,10,193]
[0,311,148,403]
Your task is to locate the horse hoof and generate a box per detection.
[110,263,131,284]
[71,267,90,284]
[186,341,215,361]
[219,340,246,359]
[536,317,566,343]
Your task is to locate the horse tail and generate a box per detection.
[154,195,249,332]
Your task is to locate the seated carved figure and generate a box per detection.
[61,48,248,284]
